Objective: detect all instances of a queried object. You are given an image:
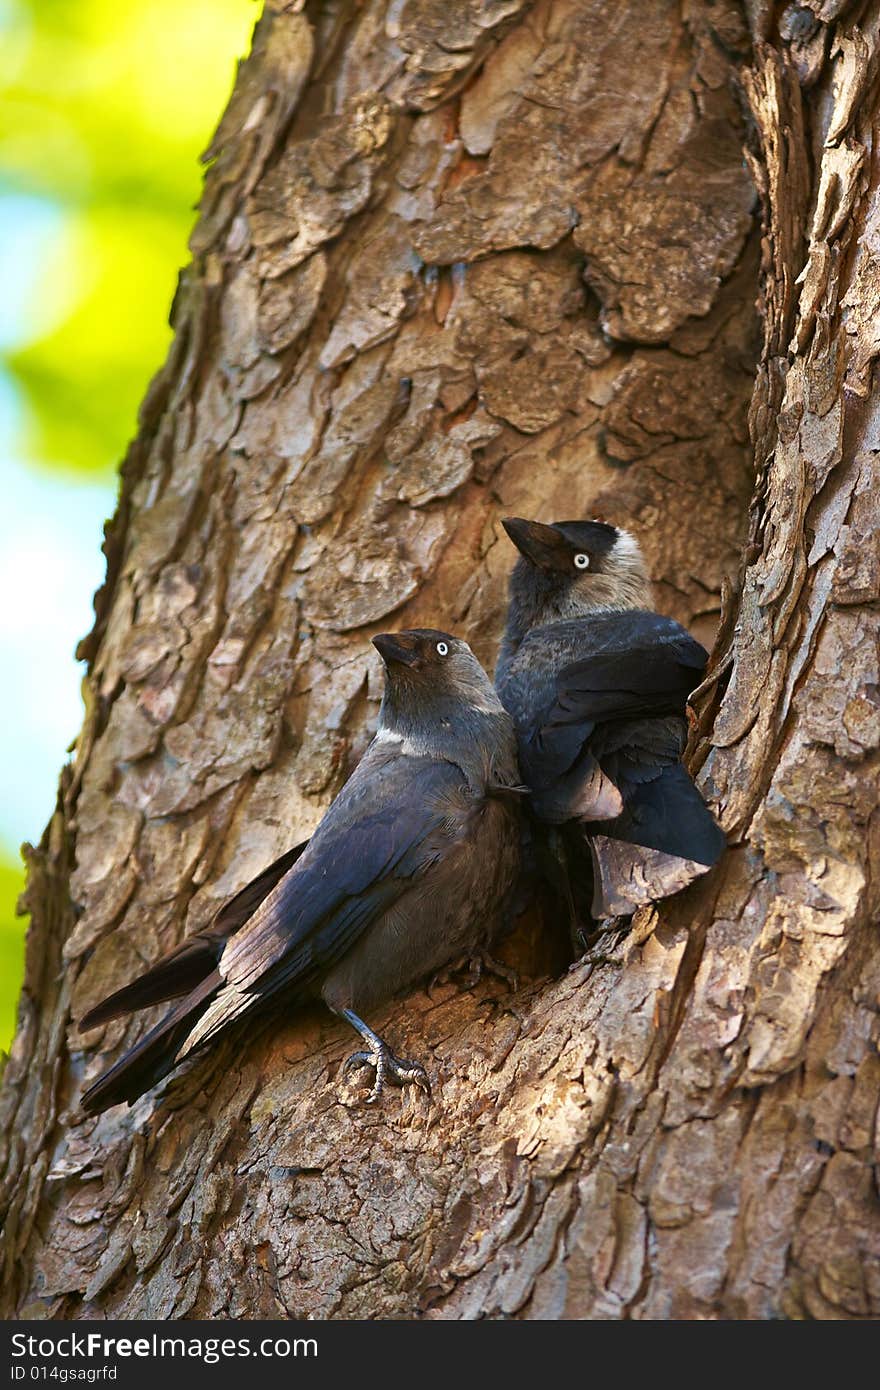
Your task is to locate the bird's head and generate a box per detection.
[373,629,503,723]
[501,516,651,633]
[373,628,517,785]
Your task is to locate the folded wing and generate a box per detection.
[80,757,464,1113]
[519,619,707,821]
[501,613,724,920]
[182,778,458,1054]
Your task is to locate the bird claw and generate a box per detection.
[469,951,519,991]
[428,951,518,997]
[342,1050,373,1079]
[576,914,631,954]
[581,949,624,968]
[342,1041,431,1104]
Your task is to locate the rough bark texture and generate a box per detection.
[2,0,878,1320]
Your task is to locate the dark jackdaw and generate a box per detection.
[79,630,521,1113]
[495,517,725,922]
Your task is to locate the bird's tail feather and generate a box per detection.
[78,938,225,1030]
[79,971,221,1116]
[587,762,725,866]
[78,839,310,1031]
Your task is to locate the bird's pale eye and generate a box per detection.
[574,553,590,570]
[436,641,449,657]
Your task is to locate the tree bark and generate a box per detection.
[2,0,878,1320]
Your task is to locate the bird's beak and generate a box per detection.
[372,632,423,668]
[501,516,566,568]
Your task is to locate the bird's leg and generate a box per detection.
[338,1009,430,1104]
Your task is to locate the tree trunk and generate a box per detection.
[2,0,878,1321]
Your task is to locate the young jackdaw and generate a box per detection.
[79,630,521,1113]
[495,518,725,924]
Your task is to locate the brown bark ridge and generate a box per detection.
[1,0,876,1320]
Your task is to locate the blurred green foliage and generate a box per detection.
[0,0,256,1050]
[0,856,26,1054]
[1,0,256,474]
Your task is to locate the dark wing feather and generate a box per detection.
[80,758,467,1112]
[78,838,310,1030]
[80,970,223,1114]
[174,762,464,1057]
[527,635,707,788]
[211,838,310,935]
[586,760,726,866]
[500,614,721,919]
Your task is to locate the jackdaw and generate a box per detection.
[79,630,521,1113]
[495,518,725,923]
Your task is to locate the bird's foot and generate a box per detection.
[343,1042,431,1104]
[428,951,518,997]
[581,949,625,968]
[336,1008,431,1104]
[575,914,632,959]
[468,951,519,991]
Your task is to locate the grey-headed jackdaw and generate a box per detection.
[80,629,521,1113]
[495,518,725,923]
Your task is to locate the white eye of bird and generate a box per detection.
[436,641,449,656]
[574,553,590,570]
